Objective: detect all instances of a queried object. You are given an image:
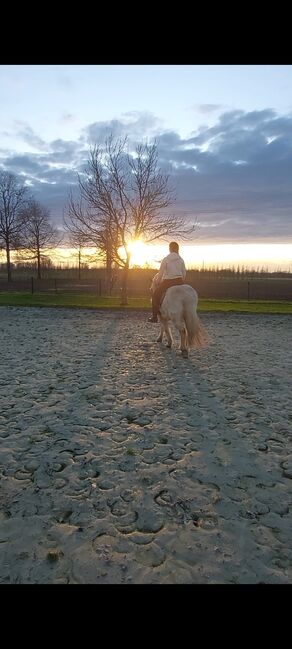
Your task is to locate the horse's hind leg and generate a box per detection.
[164,323,173,348]
[180,327,189,358]
[156,324,164,343]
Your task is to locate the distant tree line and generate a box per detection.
[1,260,291,280]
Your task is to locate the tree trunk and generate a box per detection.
[78,248,81,280]
[6,241,12,281]
[37,250,41,279]
[121,258,130,305]
[110,266,118,295]
[106,267,113,295]
[106,246,112,295]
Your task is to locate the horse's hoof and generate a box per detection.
[181,349,189,358]
[166,343,172,348]
[156,337,163,343]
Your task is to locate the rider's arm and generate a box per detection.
[182,259,187,280]
[155,257,166,283]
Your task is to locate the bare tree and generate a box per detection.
[64,230,93,280]
[64,193,120,294]
[69,232,85,281]
[20,200,62,279]
[0,172,29,281]
[65,136,195,304]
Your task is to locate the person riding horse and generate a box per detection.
[147,241,187,323]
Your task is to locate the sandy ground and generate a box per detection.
[0,306,291,584]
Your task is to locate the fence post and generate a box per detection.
[247,281,250,300]
[31,276,34,295]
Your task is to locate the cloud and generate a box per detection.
[1,109,292,242]
[16,124,48,151]
[84,111,164,145]
[2,154,50,175]
[48,139,81,161]
[192,103,224,114]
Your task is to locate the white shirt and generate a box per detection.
[156,252,186,282]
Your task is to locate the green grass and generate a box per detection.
[0,292,292,314]
[197,299,292,314]
[0,293,149,309]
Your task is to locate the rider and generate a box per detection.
[148,241,187,322]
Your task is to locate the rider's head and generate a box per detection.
[169,241,179,253]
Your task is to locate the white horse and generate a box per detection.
[150,274,208,357]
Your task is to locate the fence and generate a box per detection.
[1,270,292,301]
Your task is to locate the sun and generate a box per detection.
[117,239,167,268]
[127,239,151,268]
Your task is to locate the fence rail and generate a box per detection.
[1,274,292,300]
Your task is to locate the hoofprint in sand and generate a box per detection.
[0,306,291,584]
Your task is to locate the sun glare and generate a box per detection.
[127,240,154,268]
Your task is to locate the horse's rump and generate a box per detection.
[160,284,208,348]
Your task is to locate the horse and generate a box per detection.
[150,273,208,358]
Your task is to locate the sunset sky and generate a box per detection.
[1,64,292,270]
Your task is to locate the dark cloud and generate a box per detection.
[2,154,49,174]
[1,109,292,242]
[84,111,163,145]
[48,139,82,163]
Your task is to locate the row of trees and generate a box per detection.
[1,136,195,301]
[0,172,61,280]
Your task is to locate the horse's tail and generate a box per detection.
[184,309,209,348]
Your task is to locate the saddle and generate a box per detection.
[158,283,190,311]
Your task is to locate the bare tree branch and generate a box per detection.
[20,200,63,279]
[0,171,29,280]
[63,135,196,303]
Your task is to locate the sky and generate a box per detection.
[1,64,292,269]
